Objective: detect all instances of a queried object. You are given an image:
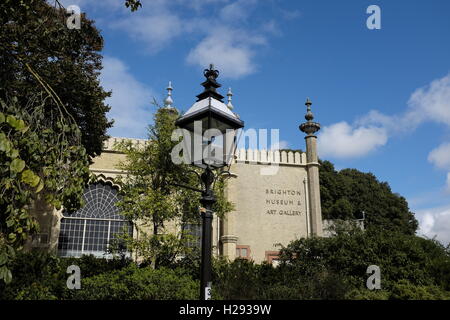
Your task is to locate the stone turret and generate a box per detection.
[300,98,323,236]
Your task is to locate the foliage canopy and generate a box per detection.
[319,160,418,235]
[0,0,112,157]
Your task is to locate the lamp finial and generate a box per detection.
[196,64,224,102]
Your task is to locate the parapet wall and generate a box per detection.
[103,137,149,151]
[235,149,306,166]
[102,137,307,166]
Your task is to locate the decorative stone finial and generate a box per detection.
[305,97,312,108]
[305,98,314,121]
[227,87,234,110]
[300,98,321,136]
[163,81,177,113]
[164,81,174,109]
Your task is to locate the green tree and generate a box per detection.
[0,0,112,283]
[0,0,112,157]
[0,94,90,284]
[319,160,418,234]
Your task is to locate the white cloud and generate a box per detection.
[322,72,450,160]
[416,206,450,246]
[100,56,155,138]
[277,140,289,150]
[186,27,265,79]
[419,212,435,235]
[219,0,256,22]
[356,109,398,133]
[427,144,450,194]
[407,73,450,127]
[104,0,268,78]
[428,142,450,170]
[279,8,301,20]
[262,20,282,36]
[94,2,265,77]
[62,0,293,79]
[111,12,183,53]
[358,73,450,133]
[267,139,289,150]
[318,122,388,158]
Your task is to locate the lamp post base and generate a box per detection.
[199,167,216,300]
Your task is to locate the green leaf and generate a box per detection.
[3,179,12,190]
[20,125,29,134]
[21,169,40,187]
[6,219,14,228]
[8,148,19,159]
[10,158,25,173]
[4,269,12,284]
[16,119,26,131]
[7,245,15,258]
[4,114,27,132]
[0,254,7,265]
[17,119,29,133]
[0,112,5,123]
[0,133,11,153]
[36,179,45,193]
[6,114,18,129]
[0,266,6,281]
[19,212,28,219]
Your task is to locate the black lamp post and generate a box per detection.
[175,64,244,300]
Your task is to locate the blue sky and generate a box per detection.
[62,0,450,245]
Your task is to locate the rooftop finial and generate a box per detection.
[227,87,234,110]
[164,81,174,109]
[300,97,320,135]
[305,98,314,121]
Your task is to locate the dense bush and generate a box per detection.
[0,250,63,299]
[279,226,450,298]
[13,282,58,300]
[156,247,202,281]
[1,231,449,300]
[71,265,198,300]
[0,251,198,300]
[212,258,351,300]
[60,254,132,279]
[389,280,450,300]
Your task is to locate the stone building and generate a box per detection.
[28,70,327,265]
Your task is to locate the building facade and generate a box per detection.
[27,69,326,264]
[28,132,325,264]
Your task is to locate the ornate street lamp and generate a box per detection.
[175,64,244,300]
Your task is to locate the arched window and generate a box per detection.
[57,183,132,258]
